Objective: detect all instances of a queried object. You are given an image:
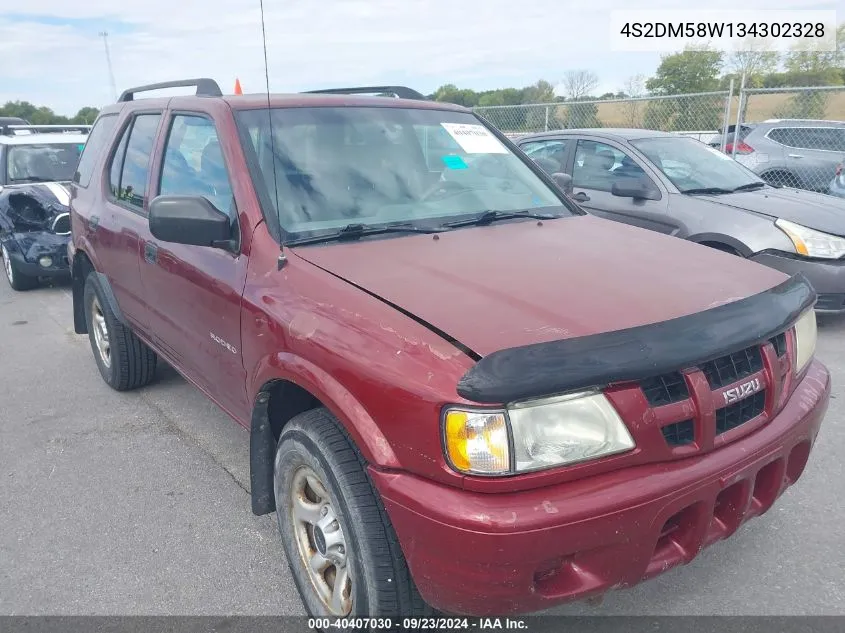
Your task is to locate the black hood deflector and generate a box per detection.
[457,274,816,404]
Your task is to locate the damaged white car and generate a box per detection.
[0,123,89,290]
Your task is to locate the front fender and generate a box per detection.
[250,351,400,469]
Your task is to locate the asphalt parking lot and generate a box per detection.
[1,279,843,616]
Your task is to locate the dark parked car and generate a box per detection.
[68,79,829,617]
[518,128,845,313]
[0,124,90,290]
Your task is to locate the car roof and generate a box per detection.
[224,93,469,112]
[519,128,676,142]
[756,118,845,127]
[99,91,470,115]
[0,133,89,145]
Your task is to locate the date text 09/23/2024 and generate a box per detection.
[309,618,528,630]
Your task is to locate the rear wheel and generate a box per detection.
[1,244,39,291]
[273,408,431,618]
[83,272,157,390]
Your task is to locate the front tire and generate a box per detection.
[273,408,431,618]
[1,244,39,291]
[83,272,157,390]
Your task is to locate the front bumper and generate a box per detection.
[750,251,845,313]
[371,360,830,616]
[3,232,70,278]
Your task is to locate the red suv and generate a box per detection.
[68,79,830,618]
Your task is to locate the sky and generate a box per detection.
[0,0,842,116]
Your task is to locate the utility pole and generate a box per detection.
[99,31,118,101]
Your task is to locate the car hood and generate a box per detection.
[691,186,845,237]
[291,215,789,357]
[0,182,70,234]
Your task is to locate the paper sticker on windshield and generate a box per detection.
[442,154,468,170]
[440,123,508,154]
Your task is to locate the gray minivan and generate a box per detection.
[518,128,845,313]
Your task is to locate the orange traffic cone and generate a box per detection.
[234,78,243,95]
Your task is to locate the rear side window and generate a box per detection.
[73,114,118,186]
[109,127,130,198]
[768,127,845,151]
[108,114,161,209]
[520,139,569,174]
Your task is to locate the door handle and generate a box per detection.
[788,154,804,159]
[89,215,99,229]
[144,242,157,264]
[572,191,590,202]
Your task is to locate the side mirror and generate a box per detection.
[611,178,660,201]
[551,172,573,195]
[149,195,233,249]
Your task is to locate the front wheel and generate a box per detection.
[273,408,431,618]
[1,244,39,291]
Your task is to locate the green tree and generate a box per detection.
[646,48,724,95]
[645,48,725,131]
[775,24,845,119]
[432,84,479,107]
[1,100,100,125]
[0,100,39,121]
[553,98,601,129]
[522,80,556,104]
[783,25,843,74]
[73,107,100,124]
[728,46,780,89]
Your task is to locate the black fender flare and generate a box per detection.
[687,232,753,258]
[93,272,127,326]
[250,387,276,516]
[73,263,128,333]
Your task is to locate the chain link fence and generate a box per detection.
[728,85,845,193]
[475,84,845,196]
[474,91,732,140]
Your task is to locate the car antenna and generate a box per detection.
[258,0,286,270]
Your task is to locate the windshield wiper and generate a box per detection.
[681,186,734,195]
[731,182,767,192]
[443,209,559,228]
[286,222,448,246]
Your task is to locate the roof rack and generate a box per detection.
[118,78,223,102]
[303,86,428,101]
[1,124,92,136]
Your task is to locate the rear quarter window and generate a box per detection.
[74,114,119,187]
[768,127,845,152]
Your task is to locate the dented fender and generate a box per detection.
[249,351,400,469]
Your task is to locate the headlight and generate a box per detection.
[793,309,817,374]
[443,391,635,476]
[443,409,510,475]
[775,218,845,259]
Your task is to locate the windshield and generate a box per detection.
[630,136,764,193]
[235,106,573,240]
[6,142,84,184]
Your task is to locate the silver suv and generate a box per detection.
[709,119,845,193]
